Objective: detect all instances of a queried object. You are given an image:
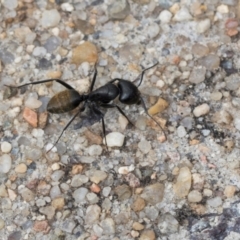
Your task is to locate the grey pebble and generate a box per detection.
[101,218,116,235]
[108,0,130,20]
[71,174,89,187]
[73,187,88,203]
[85,204,101,225]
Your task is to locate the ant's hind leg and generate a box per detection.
[139,96,167,140]
[5,79,74,90]
[101,117,108,150]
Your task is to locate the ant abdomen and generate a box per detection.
[47,89,84,113]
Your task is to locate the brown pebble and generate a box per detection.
[47,71,62,79]
[90,183,101,193]
[84,130,102,145]
[7,189,17,201]
[189,139,200,145]
[139,229,156,240]
[71,164,83,175]
[33,220,51,234]
[38,112,48,129]
[224,185,236,198]
[72,41,98,65]
[148,98,168,115]
[131,197,146,212]
[37,180,51,195]
[51,197,65,210]
[15,163,27,173]
[132,222,145,231]
[23,107,38,128]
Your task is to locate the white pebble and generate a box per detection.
[196,19,211,33]
[32,46,47,57]
[173,7,192,22]
[159,10,172,23]
[88,145,103,156]
[1,142,12,153]
[193,104,210,117]
[41,9,61,28]
[118,164,135,175]
[156,79,165,88]
[177,126,187,138]
[51,163,60,171]
[147,22,160,39]
[118,115,129,130]
[104,132,125,147]
[217,4,229,13]
[10,97,23,107]
[61,3,74,12]
[31,129,44,138]
[25,97,42,109]
[0,154,12,173]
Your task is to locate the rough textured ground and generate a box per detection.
[1,0,240,240]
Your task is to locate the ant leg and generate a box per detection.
[100,103,135,127]
[89,63,98,92]
[5,79,74,90]
[47,106,85,153]
[101,117,108,150]
[137,62,158,87]
[139,96,167,139]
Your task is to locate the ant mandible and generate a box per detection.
[5,62,166,152]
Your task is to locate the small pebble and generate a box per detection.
[41,9,61,28]
[104,132,125,147]
[51,197,65,210]
[33,220,51,234]
[159,10,172,23]
[210,91,222,101]
[85,205,101,225]
[86,169,107,184]
[114,184,132,201]
[187,190,202,203]
[141,183,164,205]
[73,187,88,203]
[217,4,229,13]
[108,0,130,20]
[207,196,222,207]
[23,107,38,127]
[224,185,236,198]
[189,67,206,84]
[101,218,115,235]
[131,197,146,212]
[90,183,101,193]
[148,98,168,115]
[1,141,12,153]
[72,42,98,65]
[193,104,210,117]
[0,154,12,173]
[138,140,151,154]
[61,3,74,12]
[173,7,192,21]
[15,163,27,173]
[173,167,192,198]
[118,164,135,174]
[139,229,156,240]
[196,19,211,33]
[177,126,187,138]
[88,145,103,156]
[132,222,144,231]
[25,97,42,109]
[0,218,5,230]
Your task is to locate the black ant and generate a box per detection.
[5,62,166,152]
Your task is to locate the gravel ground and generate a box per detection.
[1,0,240,239]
